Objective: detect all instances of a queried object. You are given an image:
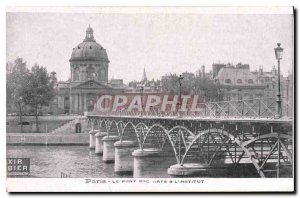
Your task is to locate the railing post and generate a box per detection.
[215,103,217,118]
[277,133,281,178]
[178,130,181,165]
[285,97,289,117]
[227,102,230,117]
[258,99,261,118]
[242,101,245,118]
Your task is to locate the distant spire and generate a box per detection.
[141,67,148,83]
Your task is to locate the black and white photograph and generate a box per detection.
[5,6,294,192]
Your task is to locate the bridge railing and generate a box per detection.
[90,97,292,119]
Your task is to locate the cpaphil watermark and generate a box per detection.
[93,94,204,113]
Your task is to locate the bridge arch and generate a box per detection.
[181,128,292,178]
[86,118,93,130]
[181,128,266,176]
[119,121,141,148]
[142,123,180,163]
[98,119,108,133]
[108,120,121,137]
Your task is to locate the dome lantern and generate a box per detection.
[70,25,109,62]
[85,24,95,42]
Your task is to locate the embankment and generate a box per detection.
[6,133,89,145]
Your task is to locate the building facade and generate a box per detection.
[213,62,293,117]
[215,63,265,102]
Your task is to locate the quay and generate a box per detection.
[6,133,89,145]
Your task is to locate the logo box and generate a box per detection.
[7,158,30,176]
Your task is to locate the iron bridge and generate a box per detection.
[86,98,293,178]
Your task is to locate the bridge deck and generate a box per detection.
[87,114,293,124]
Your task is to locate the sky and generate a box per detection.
[6,11,293,83]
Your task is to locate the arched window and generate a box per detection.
[100,69,106,80]
[225,79,231,84]
[87,66,95,80]
[248,79,254,84]
[73,67,80,81]
[237,79,242,84]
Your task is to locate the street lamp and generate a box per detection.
[178,75,184,115]
[286,77,290,117]
[274,43,284,118]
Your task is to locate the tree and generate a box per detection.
[161,73,179,93]
[161,73,221,102]
[22,64,56,132]
[6,58,30,132]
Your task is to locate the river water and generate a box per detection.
[7,145,264,178]
[7,145,134,178]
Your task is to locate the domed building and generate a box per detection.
[70,25,109,83]
[56,25,125,114]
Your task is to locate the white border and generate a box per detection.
[6,6,293,14]
[2,2,297,195]
[7,178,294,192]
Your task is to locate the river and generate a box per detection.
[7,145,265,178]
[7,145,134,178]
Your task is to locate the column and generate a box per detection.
[84,93,87,112]
[167,163,223,177]
[69,94,73,114]
[102,135,119,163]
[74,94,78,114]
[81,93,85,113]
[95,131,107,155]
[132,149,163,178]
[78,94,80,114]
[79,93,82,113]
[114,140,138,175]
[89,130,97,149]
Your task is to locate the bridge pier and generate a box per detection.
[89,130,97,149]
[87,115,293,178]
[102,135,119,163]
[132,148,175,178]
[114,140,138,175]
[95,132,107,155]
[167,163,223,177]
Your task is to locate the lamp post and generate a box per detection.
[178,75,184,116]
[274,43,284,118]
[140,86,144,117]
[286,78,290,117]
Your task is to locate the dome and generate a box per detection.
[70,41,109,62]
[70,25,109,62]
